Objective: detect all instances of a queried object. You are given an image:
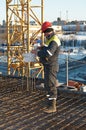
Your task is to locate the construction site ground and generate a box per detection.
[0,75,86,130]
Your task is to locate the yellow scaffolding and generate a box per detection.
[6,0,44,77]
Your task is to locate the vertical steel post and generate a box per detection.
[66,54,69,86]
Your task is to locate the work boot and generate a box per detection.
[43,99,57,113]
[43,95,50,109]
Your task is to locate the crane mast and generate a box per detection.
[6,0,44,77]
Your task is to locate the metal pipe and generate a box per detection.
[66,54,69,86]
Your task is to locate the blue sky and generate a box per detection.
[0,0,86,24]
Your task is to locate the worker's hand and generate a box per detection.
[31,50,37,55]
[37,45,44,50]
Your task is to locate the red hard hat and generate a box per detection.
[41,21,52,33]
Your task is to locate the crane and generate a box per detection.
[6,0,44,78]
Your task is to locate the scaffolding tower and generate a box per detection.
[6,0,44,77]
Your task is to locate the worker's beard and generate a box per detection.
[46,32,54,40]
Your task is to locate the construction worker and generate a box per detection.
[37,21,61,113]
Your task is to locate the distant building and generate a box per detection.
[0,20,86,44]
[0,20,7,44]
[62,24,86,32]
